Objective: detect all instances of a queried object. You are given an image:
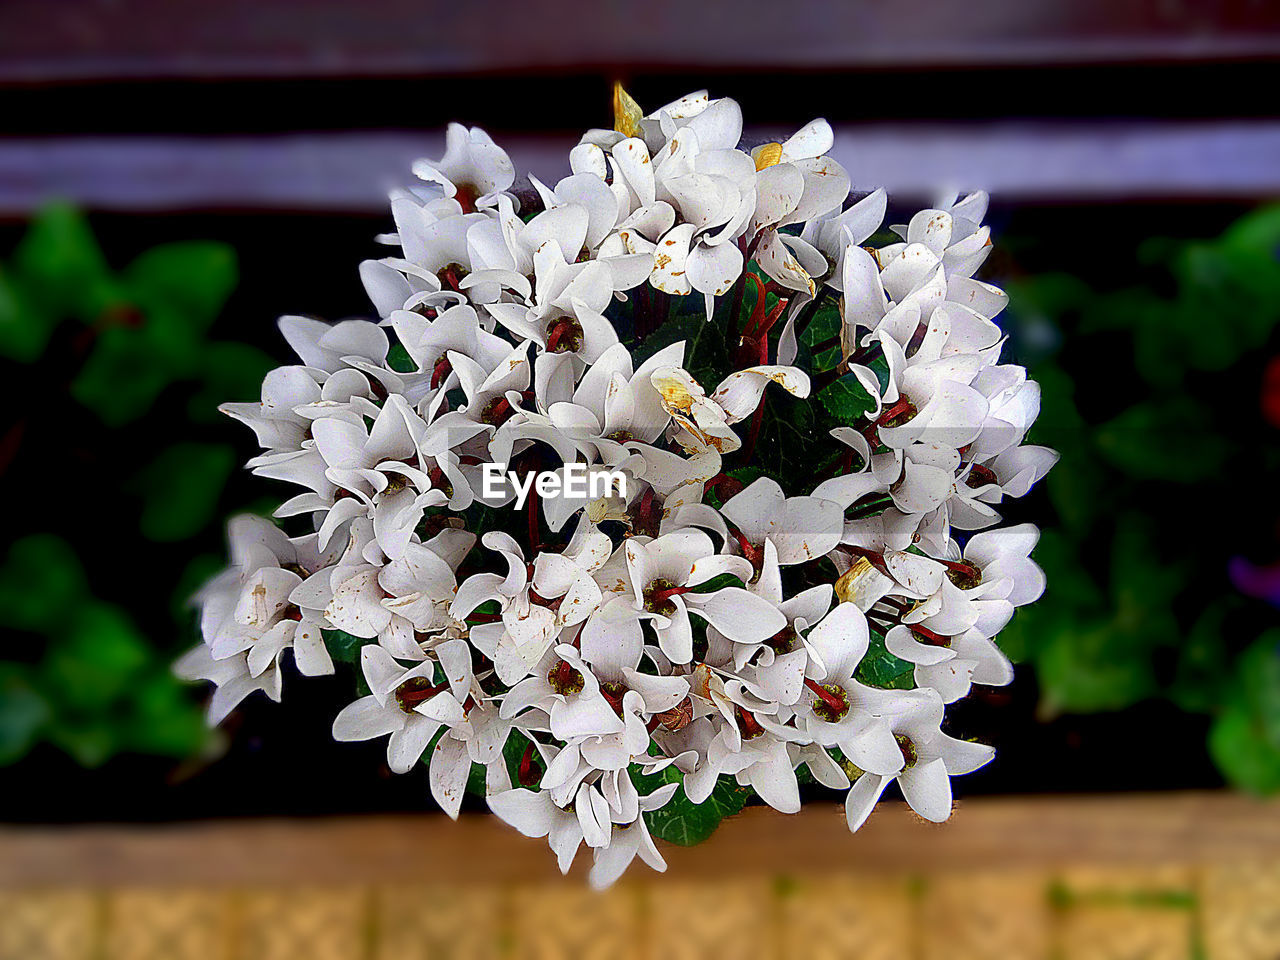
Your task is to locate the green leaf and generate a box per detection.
[814,371,876,423]
[323,629,370,665]
[755,393,824,494]
[0,265,56,363]
[1094,400,1230,484]
[633,312,727,387]
[0,666,50,765]
[1034,620,1158,714]
[687,573,746,594]
[124,242,237,332]
[46,720,119,768]
[631,763,753,846]
[12,203,115,321]
[798,298,843,372]
[387,341,416,373]
[1168,603,1237,714]
[122,672,211,757]
[72,306,210,424]
[137,443,236,542]
[41,603,153,713]
[1210,635,1280,794]
[856,629,915,690]
[0,534,89,634]
[72,245,238,425]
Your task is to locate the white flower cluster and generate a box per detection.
[178,88,1058,888]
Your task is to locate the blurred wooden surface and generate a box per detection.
[3,793,1280,958]
[3,0,1277,81]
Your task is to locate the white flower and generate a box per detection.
[501,644,625,742]
[605,528,786,663]
[331,645,466,774]
[453,526,610,684]
[187,87,1059,888]
[749,120,850,294]
[487,786,587,874]
[198,515,336,684]
[588,784,678,889]
[719,477,843,570]
[175,644,281,725]
[844,693,995,830]
[412,123,516,211]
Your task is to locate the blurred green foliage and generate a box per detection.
[0,204,269,768]
[1000,205,1280,792]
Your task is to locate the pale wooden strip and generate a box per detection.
[374,883,504,960]
[2,123,1279,218]
[102,888,231,960]
[778,874,914,960]
[921,870,1050,960]
[641,878,776,960]
[4,795,1280,889]
[0,888,97,960]
[1200,861,1280,960]
[235,886,366,960]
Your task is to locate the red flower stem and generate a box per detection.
[430,356,452,389]
[910,623,951,646]
[803,677,847,714]
[518,740,540,786]
[726,523,763,569]
[397,680,450,708]
[736,706,765,738]
[650,583,693,607]
[545,319,572,353]
[703,473,745,502]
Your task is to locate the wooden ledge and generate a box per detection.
[2,792,1278,888]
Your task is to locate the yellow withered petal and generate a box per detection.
[753,142,784,171]
[835,556,877,605]
[613,82,644,138]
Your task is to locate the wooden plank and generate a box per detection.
[1200,861,1280,960]
[1,121,1277,217]
[233,886,368,960]
[1,0,1277,83]
[0,889,98,960]
[102,889,230,960]
[921,870,1051,960]
[2,794,1280,890]
[778,874,915,960]
[1053,866,1198,960]
[373,883,505,960]
[642,877,776,960]
[510,882,642,960]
